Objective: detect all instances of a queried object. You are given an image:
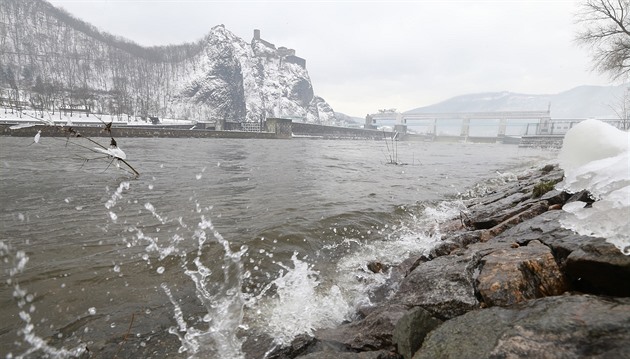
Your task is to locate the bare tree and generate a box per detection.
[576,0,630,79]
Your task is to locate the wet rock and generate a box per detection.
[393,255,479,320]
[427,240,460,258]
[566,189,596,205]
[478,201,549,241]
[414,295,630,359]
[314,304,407,352]
[298,350,402,359]
[367,261,389,274]
[448,230,484,248]
[468,192,532,229]
[388,256,430,284]
[264,334,319,359]
[565,241,630,297]
[392,307,442,359]
[476,240,567,307]
[540,188,570,205]
[498,210,630,297]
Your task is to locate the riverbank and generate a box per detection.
[261,163,630,359]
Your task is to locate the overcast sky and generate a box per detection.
[48,0,613,117]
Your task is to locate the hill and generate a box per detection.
[406,85,628,119]
[0,0,335,124]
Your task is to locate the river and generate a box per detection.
[0,136,554,358]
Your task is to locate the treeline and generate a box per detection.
[0,0,207,120]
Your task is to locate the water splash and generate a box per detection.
[1,241,87,359]
[252,252,351,346]
[164,215,248,357]
[100,179,251,357]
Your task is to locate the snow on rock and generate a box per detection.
[170,25,335,124]
[556,119,630,255]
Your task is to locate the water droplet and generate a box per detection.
[88,307,96,315]
[113,265,120,273]
[156,266,165,274]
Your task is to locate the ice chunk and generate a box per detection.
[557,119,630,255]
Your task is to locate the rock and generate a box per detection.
[298,350,402,359]
[367,261,389,274]
[478,201,549,241]
[427,240,460,258]
[498,210,630,297]
[566,189,596,205]
[392,307,442,359]
[468,192,532,229]
[414,295,630,359]
[540,189,570,205]
[393,255,479,320]
[565,241,630,297]
[314,304,407,352]
[476,240,568,307]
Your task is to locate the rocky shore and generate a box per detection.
[260,164,630,359]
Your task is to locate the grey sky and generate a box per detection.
[48,0,612,117]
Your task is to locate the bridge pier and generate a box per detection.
[498,118,507,137]
[460,118,470,138]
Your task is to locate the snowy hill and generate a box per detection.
[0,0,336,124]
[406,85,628,119]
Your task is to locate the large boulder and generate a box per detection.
[414,294,630,359]
[498,210,630,297]
[476,240,567,306]
[393,254,479,320]
[392,307,442,359]
[313,304,407,352]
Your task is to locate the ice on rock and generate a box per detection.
[556,119,630,255]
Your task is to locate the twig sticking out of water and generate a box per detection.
[114,313,136,359]
[11,111,140,178]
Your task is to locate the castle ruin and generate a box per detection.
[252,29,306,68]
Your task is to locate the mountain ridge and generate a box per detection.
[405,84,627,119]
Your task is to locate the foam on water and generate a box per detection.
[556,119,630,255]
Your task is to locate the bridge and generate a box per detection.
[365,110,552,142]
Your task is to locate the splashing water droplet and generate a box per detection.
[157,266,165,274]
[88,307,96,315]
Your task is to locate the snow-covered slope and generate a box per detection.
[0,0,336,124]
[406,85,628,119]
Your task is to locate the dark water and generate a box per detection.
[0,136,553,357]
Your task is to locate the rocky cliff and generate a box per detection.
[0,0,336,124]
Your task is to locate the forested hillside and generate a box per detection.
[0,0,335,124]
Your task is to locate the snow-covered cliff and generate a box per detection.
[0,0,336,124]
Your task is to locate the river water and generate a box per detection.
[0,136,554,358]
